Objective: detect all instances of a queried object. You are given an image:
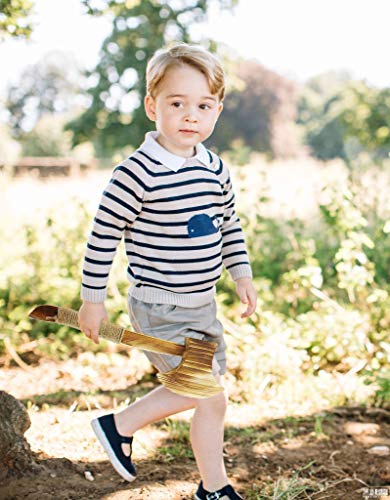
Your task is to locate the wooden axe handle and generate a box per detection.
[29,305,187,356]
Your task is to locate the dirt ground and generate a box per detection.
[0,359,389,500]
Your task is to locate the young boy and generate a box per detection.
[78,43,257,500]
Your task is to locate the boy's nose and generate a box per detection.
[184,108,199,122]
[185,114,198,123]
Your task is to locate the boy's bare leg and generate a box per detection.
[190,373,229,493]
[114,385,197,436]
[113,374,230,495]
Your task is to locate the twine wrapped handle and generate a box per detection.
[29,305,196,356]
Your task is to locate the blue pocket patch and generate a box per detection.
[187,214,219,238]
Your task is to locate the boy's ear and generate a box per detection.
[217,101,223,117]
[144,94,156,122]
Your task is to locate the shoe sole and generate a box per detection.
[91,418,137,482]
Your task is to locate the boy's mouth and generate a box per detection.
[179,129,198,134]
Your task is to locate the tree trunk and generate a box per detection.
[0,391,40,481]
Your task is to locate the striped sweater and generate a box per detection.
[81,131,252,308]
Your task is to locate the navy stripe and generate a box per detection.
[125,236,222,251]
[131,261,222,275]
[149,177,220,192]
[129,282,215,295]
[131,227,189,239]
[222,250,247,260]
[126,251,221,264]
[145,190,223,204]
[127,267,221,288]
[111,178,143,204]
[136,216,187,227]
[226,261,250,270]
[221,228,242,237]
[114,164,148,190]
[87,243,116,253]
[136,150,162,165]
[99,204,132,225]
[224,194,234,206]
[207,150,213,163]
[142,201,225,215]
[94,217,124,231]
[222,238,245,248]
[81,283,106,290]
[103,191,140,216]
[215,158,223,175]
[224,202,235,212]
[85,256,112,265]
[83,270,109,278]
[91,231,121,241]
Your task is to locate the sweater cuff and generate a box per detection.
[228,263,253,281]
[80,286,107,303]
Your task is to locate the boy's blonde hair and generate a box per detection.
[146,43,225,101]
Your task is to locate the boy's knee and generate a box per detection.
[196,387,228,416]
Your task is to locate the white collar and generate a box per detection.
[139,131,211,171]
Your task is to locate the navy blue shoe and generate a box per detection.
[91,413,137,482]
[195,481,244,499]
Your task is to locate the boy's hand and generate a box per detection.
[235,277,257,318]
[78,301,108,344]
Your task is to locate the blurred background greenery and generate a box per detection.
[0,0,389,410]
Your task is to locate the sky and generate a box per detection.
[0,0,389,99]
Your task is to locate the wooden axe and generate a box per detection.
[29,305,224,399]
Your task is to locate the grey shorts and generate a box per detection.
[127,296,227,375]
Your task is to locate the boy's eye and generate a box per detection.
[171,102,182,108]
[199,104,211,110]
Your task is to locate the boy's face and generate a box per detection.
[144,64,223,157]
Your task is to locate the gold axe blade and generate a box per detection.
[29,305,223,399]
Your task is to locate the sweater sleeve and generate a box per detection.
[219,159,253,281]
[80,164,144,303]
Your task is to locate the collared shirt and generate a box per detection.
[139,131,211,171]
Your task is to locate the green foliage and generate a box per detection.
[20,115,73,157]
[339,82,390,160]
[297,72,390,163]
[68,0,237,157]
[6,52,86,137]
[297,71,352,161]
[219,169,389,405]
[225,138,252,166]
[363,369,390,407]
[0,0,33,39]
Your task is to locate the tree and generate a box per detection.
[20,115,73,156]
[297,71,352,161]
[6,51,86,138]
[0,391,40,480]
[297,73,390,162]
[339,82,390,161]
[0,0,34,39]
[68,0,238,157]
[208,58,301,158]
